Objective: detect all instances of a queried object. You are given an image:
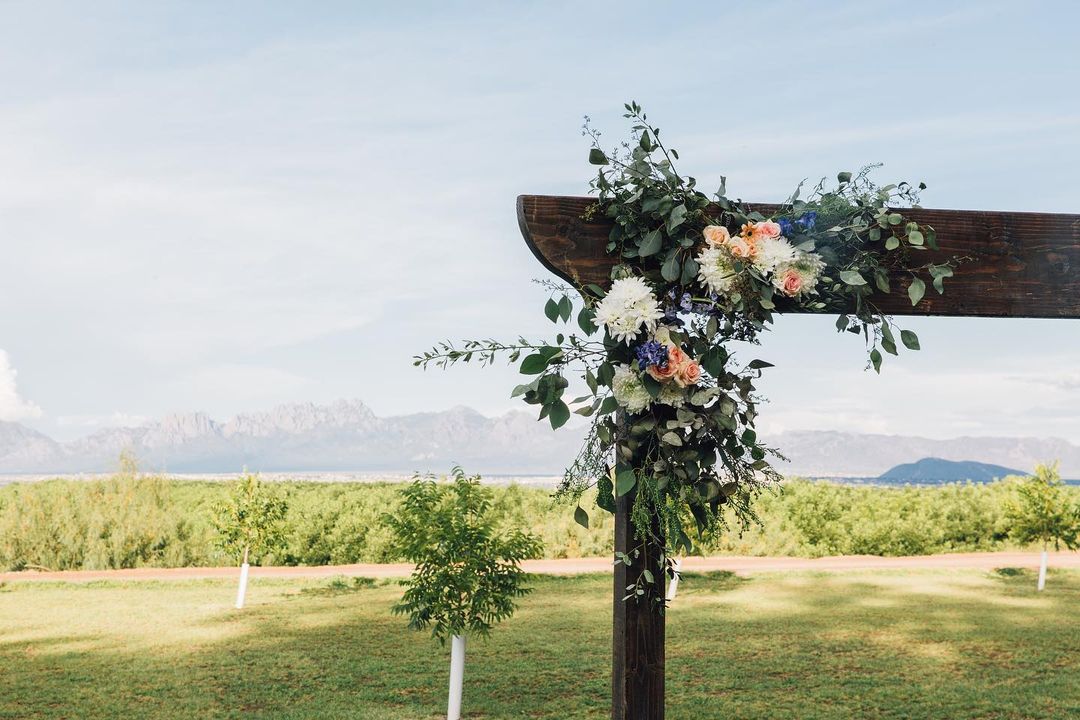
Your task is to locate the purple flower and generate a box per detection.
[634,340,668,371]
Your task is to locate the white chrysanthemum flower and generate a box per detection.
[695,245,737,296]
[772,252,827,297]
[752,235,797,274]
[594,276,664,344]
[611,364,652,414]
[655,382,687,408]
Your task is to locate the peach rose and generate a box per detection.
[779,269,803,296]
[702,225,731,247]
[758,220,782,239]
[666,344,689,368]
[647,362,678,383]
[727,235,756,259]
[675,360,702,387]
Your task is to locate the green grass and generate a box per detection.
[1,569,1078,719]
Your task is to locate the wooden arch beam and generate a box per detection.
[517,195,1080,319]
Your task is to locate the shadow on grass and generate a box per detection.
[296,576,377,596]
[1,571,1078,720]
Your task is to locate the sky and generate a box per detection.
[1,0,1078,443]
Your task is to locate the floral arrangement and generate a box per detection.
[417,102,957,602]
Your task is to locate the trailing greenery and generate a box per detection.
[416,102,959,601]
[2,475,1076,572]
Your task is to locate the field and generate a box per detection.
[2,568,1078,719]
[5,474,1075,571]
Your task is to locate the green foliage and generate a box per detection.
[415,102,961,600]
[0,458,200,571]
[1006,463,1080,550]
[3,475,1076,572]
[385,468,543,645]
[211,473,288,565]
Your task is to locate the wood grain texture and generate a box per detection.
[517,195,1080,319]
[612,491,665,720]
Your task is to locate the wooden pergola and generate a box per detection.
[517,194,1080,719]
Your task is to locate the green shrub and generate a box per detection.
[387,468,542,643]
[1,474,1076,571]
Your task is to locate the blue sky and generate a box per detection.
[1,0,1078,442]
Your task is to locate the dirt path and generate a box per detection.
[3,551,1077,583]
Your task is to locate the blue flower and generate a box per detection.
[634,340,668,370]
[778,218,795,235]
[796,211,817,231]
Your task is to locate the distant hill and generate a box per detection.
[878,458,1024,484]
[1,400,1078,477]
[768,430,1080,479]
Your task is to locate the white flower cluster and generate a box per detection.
[594,276,664,343]
[751,235,798,274]
[611,364,652,413]
[611,359,692,414]
[696,246,736,296]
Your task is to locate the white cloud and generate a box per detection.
[166,364,317,418]
[55,412,149,429]
[0,350,42,421]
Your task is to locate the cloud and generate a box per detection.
[166,364,317,418]
[55,412,150,429]
[0,350,42,421]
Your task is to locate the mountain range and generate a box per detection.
[0,399,1077,478]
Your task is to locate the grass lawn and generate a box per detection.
[1,568,1077,719]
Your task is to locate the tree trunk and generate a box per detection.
[448,634,466,720]
[666,558,682,602]
[612,489,665,720]
[235,546,250,609]
[1037,543,1047,591]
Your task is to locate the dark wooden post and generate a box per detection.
[612,490,665,720]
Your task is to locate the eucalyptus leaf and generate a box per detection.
[661,431,683,446]
[639,229,663,257]
[544,298,559,322]
[840,270,867,286]
[519,354,549,375]
[901,329,921,350]
[661,251,682,282]
[548,400,570,430]
[666,204,688,233]
[908,277,926,306]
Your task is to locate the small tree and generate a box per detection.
[212,472,288,608]
[386,467,542,720]
[1006,462,1080,590]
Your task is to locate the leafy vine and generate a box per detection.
[416,102,958,604]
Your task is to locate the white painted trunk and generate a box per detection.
[235,547,251,609]
[666,558,682,602]
[1037,547,1047,591]
[447,634,466,720]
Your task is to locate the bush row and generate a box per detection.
[0,474,1071,571]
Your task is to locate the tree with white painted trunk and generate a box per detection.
[386,467,542,720]
[212,472,288,609]
[1005,462,1080,591]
